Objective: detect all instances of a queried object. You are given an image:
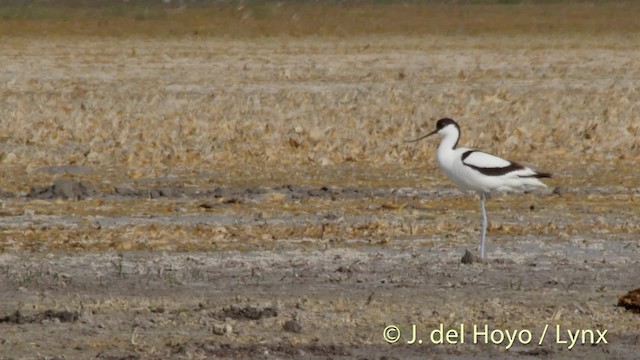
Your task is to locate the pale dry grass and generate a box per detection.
[1,34,639,193]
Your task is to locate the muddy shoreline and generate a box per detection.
[1,237,639,359]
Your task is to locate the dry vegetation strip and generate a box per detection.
[1,2,640,37]
[1,32,639,192]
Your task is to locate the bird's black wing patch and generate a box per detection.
[461,150,525,177]
[461,150,474,162]
[519,172,552,179]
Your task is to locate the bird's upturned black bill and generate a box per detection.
[405,129,437,143]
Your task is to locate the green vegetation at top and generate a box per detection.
[0,0,638,36]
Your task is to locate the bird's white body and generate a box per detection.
[435,124,547,195]
[408,118,551,259]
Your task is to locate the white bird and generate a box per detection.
[408,118,551,259]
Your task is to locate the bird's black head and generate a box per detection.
[406,117,460,144]
[435,118,459,132]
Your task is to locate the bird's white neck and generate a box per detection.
[437,126,460,151]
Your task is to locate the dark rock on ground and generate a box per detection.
[0,310,79,324]
[28,179,99,200]
[460,249,485,264]
[217,304,277,321]
[618,288,640,313]
[283,319,302,333]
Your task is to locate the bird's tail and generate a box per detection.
[516,169,552,189]
[519,170,552,179]
[532,171,552,179]
[525,178,548,189]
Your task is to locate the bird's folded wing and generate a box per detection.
[461,150,525,176]
[461,150,512,168]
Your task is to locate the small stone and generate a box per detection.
[283,320,302,333]
[320,157,333,166]
[27,179,99,200]
[460,249,484,264]
[4,152,17,164]
[114,183,140,196]
[618,288,640,313]
[212,323,232,336]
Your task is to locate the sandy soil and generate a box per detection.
[1,29,640,359]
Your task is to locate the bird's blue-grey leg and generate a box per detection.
[480,193,487,258]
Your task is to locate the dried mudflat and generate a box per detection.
[1,32,640,359]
